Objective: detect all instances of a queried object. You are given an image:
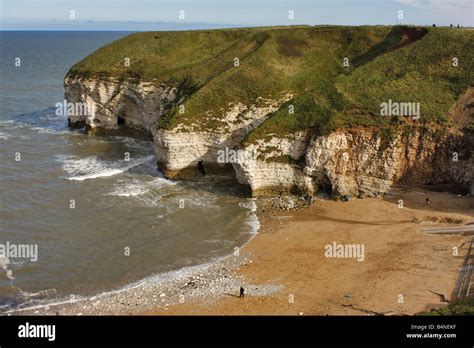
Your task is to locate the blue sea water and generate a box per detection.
[0,31,257,311]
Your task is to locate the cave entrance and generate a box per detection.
[197,160,206,176]
[117,116,125,126]
[316,175,333,197]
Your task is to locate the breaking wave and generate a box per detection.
[58,155,155,181]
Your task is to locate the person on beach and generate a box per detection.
[426,197,431,205]
[239,286,245,298]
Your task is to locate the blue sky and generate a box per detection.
[1,0,472,30]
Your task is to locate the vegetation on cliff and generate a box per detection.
[67,25,474,143]
[416,299,474,316]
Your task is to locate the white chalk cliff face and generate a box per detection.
[233,131,317,195]
[304,128,473,197]
[234,128,474,197]
[64,76,177,132]
[153,96,292,178]
[65,77,474,197]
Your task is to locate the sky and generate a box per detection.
[1,0,473,30]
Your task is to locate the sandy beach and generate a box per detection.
[6,188,472,316]
[141,188,473,316]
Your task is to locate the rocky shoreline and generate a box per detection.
[4,249,257,315]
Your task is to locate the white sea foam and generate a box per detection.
[240,199,257,213]
[106,180,150,197]
[134,194,163,207]
[106,176,176,198]
[114,136,153,150]
[238,199,260,234]
[3,293,84,314]
[149,177,177,188]
[60,155,154,181]
[243,199,260,235]
[30,127,69,135]
[0,132,9,140]
[18,288,57,299]
[0,256,15,280]
[246,212,260,235]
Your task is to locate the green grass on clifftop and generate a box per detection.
[68,26,474,142]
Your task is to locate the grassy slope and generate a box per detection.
[68,26,474,142]
[69,29,249,83]
[245,27,474,143]
[333,28,474,128]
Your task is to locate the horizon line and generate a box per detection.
[2,23,473,32]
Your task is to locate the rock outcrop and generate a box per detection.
[64,76,177,133]
[234,127,473,197]
[153,96,292,178]
[233,131,317,195]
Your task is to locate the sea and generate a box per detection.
[0,31,258,311]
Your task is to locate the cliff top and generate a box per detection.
[67,26,474,141]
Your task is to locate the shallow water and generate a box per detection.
[0,32,257,311]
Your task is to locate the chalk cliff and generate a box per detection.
[235,127,473,197]
[64,75,474,197]
[64,76,177,133]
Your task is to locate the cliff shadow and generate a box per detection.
[172,172,252,199]
[381,184,474,217]
[378,126,474,215]
[351,26,428,68]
